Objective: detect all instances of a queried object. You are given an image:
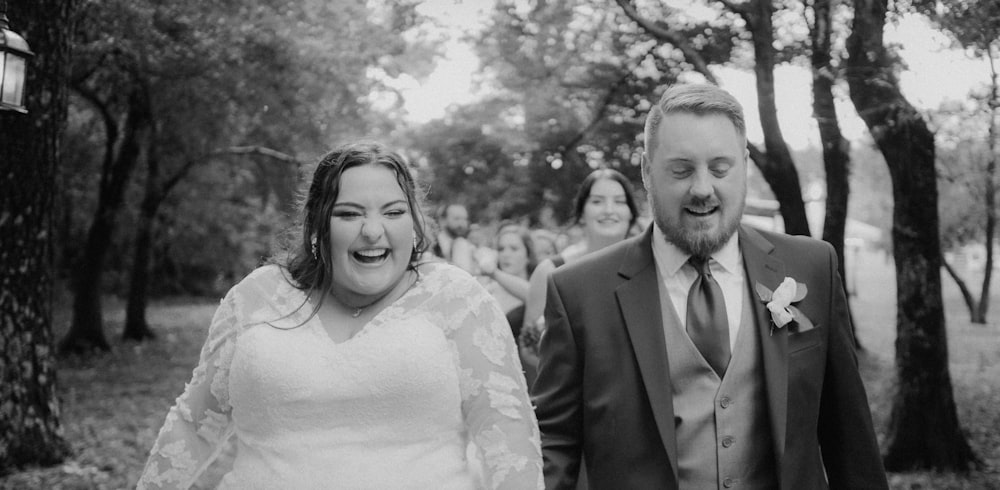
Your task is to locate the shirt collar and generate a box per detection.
[651,223,741,277]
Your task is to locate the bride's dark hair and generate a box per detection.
[270,141,430,327]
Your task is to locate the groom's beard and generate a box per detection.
[654,194,744,258]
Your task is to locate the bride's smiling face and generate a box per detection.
[328,164,414,302]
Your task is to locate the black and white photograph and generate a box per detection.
[1,0,998,488]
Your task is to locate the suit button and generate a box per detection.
[720,396,731,408]
[721,436,734,448]
[723,477,734,488]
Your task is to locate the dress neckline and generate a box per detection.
[310,269,422,346]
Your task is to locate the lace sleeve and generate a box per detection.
[438,269,544,490]
[137,289,241,490]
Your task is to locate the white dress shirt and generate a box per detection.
[650,224,745,352]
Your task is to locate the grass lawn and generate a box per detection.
[849,249,1000,489]
[1,249,999,489]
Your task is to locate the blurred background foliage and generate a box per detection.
[50,0,994,322]
[58,0,438,298]
[3,0,997,481]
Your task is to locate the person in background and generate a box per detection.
[432,203,476,273]
[139,141,542,490]
[529,228,560,263]
[532,83,886,489]
[518,168,640,380]
[476,225,537,339]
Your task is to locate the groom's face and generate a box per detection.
[642,111,747,257]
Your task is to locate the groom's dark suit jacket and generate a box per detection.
[532,225,887,490]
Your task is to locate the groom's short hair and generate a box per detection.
[643,84,747,159]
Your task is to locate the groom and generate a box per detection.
[532,83,888,489]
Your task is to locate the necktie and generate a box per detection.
[687,256,731,377]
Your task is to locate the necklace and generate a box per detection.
[339,272,417,318]
[346,294,386,318]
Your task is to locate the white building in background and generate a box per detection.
[742,197,783,233]
[945,243,1000,275]
[744,179,884,247]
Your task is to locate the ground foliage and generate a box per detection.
[1,255,998,488]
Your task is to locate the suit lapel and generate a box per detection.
[739,226,788,468]
[615,227,679,476]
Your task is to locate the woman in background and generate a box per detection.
[476,225,536,339]
[139,141,542,490]
[518,168,639,380]
[529,228,559,263]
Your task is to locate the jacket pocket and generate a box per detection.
[789,326,823,354]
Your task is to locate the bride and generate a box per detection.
[138,142,542,489]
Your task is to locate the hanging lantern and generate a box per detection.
[0,1,32,113]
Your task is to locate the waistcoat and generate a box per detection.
[657,271,778,489]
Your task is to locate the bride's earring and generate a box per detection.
[311,236,319,260]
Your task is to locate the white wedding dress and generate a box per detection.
[137,262,542,489]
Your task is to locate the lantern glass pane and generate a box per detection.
[2,54,26,106]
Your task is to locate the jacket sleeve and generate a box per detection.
[817,243,889,489]
[531,273,584,490]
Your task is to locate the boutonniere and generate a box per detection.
[755,277,813,335]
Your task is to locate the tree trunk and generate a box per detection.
[976,157,994,324]
[63,209,114,353]
[807,0,860,347]
[846,0,977,471]
[121,145,293,341]
[0,0,74,471]
[123,140,160,341]
[742,0,811,237]
[60,85,151,354]
[975,47,998,325]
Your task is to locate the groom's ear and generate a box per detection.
[640,152,651,192]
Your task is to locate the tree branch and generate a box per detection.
[69,51,110,87]
[160,157,200,196]
[747,140,767,172]
[556,44,659,153]
[558,74,629,153]
[715,0,749,16]
[613,0,718,84]
[72,83,119,192]
[942,259,977,318]
[212,145,303,165]
[157,144,302,211]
